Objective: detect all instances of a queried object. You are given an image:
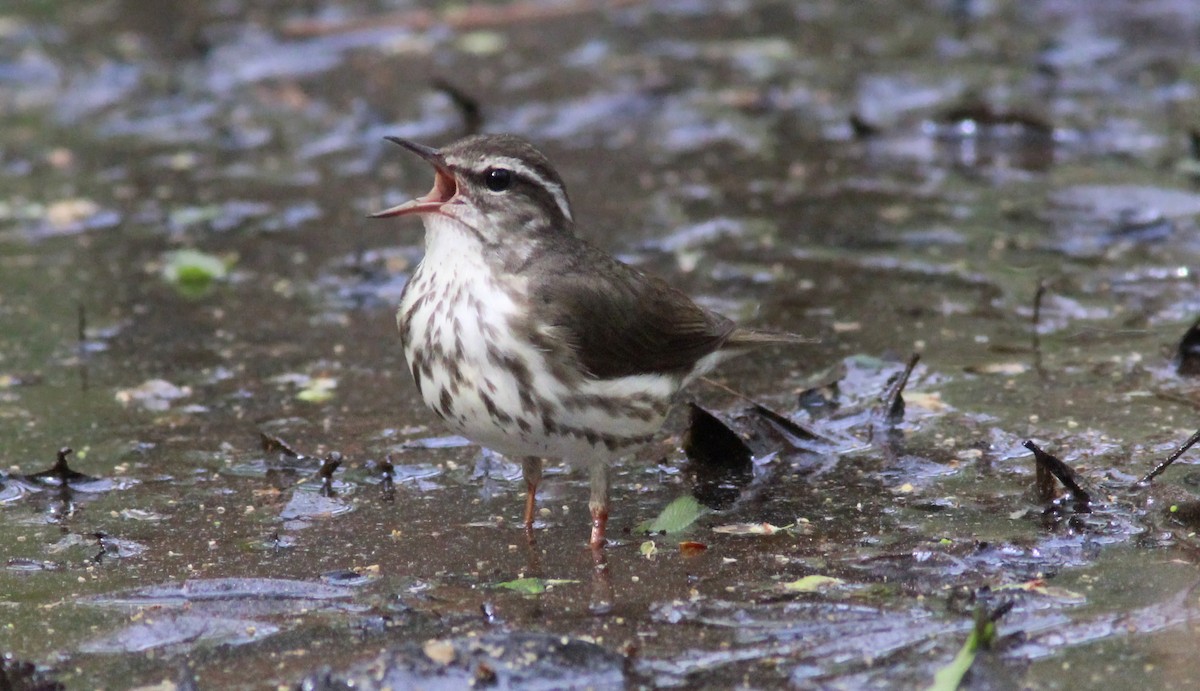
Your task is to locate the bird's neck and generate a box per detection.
[420,214,541,276]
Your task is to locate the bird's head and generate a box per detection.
[370,134,574,247]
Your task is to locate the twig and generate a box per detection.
[1031,280,1045,336]
[1136,428,1200,486]
[1031,279,1047,379]
[76,303,90,392]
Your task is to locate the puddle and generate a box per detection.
[1,0,1199,688]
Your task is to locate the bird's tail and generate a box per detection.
[724,328,817,348]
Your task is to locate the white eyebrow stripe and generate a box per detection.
[475,155,573,222]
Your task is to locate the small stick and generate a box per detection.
[77,303,90,392]
[1136,428,1200,486]
[1031,279,1046,347]
[1031,279,1047,379]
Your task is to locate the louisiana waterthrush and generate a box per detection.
[371,134,807,548]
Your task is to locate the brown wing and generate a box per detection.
[524,242,735,380]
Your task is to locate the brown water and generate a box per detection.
[2,0,1200,688]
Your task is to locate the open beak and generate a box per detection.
[368,137,457,218]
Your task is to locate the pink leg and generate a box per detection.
[522,457,543,536]
[588,460,609,549]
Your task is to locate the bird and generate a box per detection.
[370,134,808,549]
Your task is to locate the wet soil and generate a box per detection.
[2,0,1200,688]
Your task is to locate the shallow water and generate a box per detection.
[2,0,1200,688]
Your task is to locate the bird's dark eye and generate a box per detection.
[484,167,513,192]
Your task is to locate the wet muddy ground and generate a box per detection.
[2,0,1200,688]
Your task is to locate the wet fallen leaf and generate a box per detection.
[683,403,754,509]
[299,632,627,689]
[79,614,278,654]
[993,578,1085,602]
[45,198,100,228]
[114,379,192,411]
[965,362,1028,375]
[750,404,826,443]
[494,577,577,595]
[678,541,707,556]
[455,30,507,55]
[162,249,231,297]
[783,575,844,592]
[712,522,790,536]
[279,489,353,521]
[682,404,753,469]
[120,509,165,522]
[423,639,457,665]
[296,376,337,403]
[635,495,705,534]
[904,391,948,412]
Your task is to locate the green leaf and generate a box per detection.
[927,608,1000,691]
[782,575,844,592]
[639,540,658,558]
[296,377,338,403]
[636,496,705,534]
[494,577,577,595]
[162,249,231,297]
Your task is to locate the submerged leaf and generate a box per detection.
[712,522,789,536]
[162,249,231,297]
[636,496,705,534]
[993,579,1085,602]
[494,577,577,595]
[296,376,338,403]
[783,575,844,592]
[114,379,192,411]
[423,639,457,665]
